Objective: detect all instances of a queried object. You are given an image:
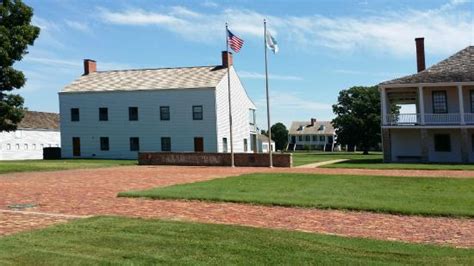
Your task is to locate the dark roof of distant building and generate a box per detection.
[289,120,335,135]
[18,111,59,130]
[380,46,473,85]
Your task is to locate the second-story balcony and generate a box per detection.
[381,84,474,127]
[385,113,474,126]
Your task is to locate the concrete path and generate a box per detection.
[296,159,349,168]
[1,166,473,248]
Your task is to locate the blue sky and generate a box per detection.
[17,0,473,128]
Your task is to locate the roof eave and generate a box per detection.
[379,81,474,89]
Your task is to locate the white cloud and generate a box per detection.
[98,1,472,56]
[201,1,219,8]
[23,56,132,70]
[238,71,303,81]
[65,20,90,33]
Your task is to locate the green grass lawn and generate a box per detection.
[323,158,474,170]
[0,216,472,265]
[292,151,474,170]
[120,173,474,217]
[292,151,382,166]
[0,159,137,174]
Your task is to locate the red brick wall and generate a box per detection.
[139,152,292,167]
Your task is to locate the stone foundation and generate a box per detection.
[139,152,293,168]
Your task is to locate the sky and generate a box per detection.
[16,0,474,128]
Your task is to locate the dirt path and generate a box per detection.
[0,166,473,248]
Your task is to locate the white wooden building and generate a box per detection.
[59,52,257,159]
[0,111,60,160]
[257,134,275,153]
[380,38,473,163]
[287,118,336,151]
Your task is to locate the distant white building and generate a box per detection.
[287,118,336,151]
[0,111,60,160]
[257,134,275,153]
[59,52,257,159]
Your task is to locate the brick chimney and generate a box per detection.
[83,59,96,75]
[221,51,233,68]
[310,118,317,126]
[415,38,425,72]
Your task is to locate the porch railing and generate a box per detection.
[385,113,474,126]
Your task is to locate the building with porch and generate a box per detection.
[380,38,473,163]
[287,118,336,151]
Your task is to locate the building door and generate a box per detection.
[72,137,81,157]
[194,137,204,152]
[291,136,296,143]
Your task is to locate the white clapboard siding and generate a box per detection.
[215,66,257,153]
[0,129,60,160]
[59,88,218,159]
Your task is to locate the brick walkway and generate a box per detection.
[0,166,473,248]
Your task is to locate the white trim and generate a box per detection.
[382,125,474,129]
[380,82,474,89]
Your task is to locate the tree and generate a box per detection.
[332,86,382,155]
[0,0,40,131]
[270,122,288,151]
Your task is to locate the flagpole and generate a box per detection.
[226,22,235,167]
[264,19,273,168]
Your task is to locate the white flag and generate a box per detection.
[265,31,278,54]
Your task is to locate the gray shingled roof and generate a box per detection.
[18,111,59,130]
[62,66,228,93]
[380,46,474,85]
[257,134,275,143]
[288,120,335,135]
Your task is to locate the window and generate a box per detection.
[99,108,108,121]
[222,138,228,153]
[320,136,325,142]
[130,137,140,151]
[160,106,170,120]
[100,137,109,151]
[33,144,36,150]
[298,136,303,141]
[71,108,80,121]
[328,136,334,144]
[312,135,317,141]
[129,107,138,121]
[305,135,310,141]
[161,137,171,151]
[432,91,447,113]
[193,105,203,120]
[16,144,19,150]
[24,144,28,150]
[244,139,248,152]
[7,144,11,150]
[249,109,256,125]
[434,134,451,152]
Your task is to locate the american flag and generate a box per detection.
[227,30,244,53]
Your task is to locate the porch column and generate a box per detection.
[420,128,429,162]
[382,128,391,162]
[460,128,469,163]
[458,85,465,125]
[381,87,387,125]
[418,86,425,125]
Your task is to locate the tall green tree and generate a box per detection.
[0,0,40,131]
[332,86,382,155]
[270,122,288,151]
